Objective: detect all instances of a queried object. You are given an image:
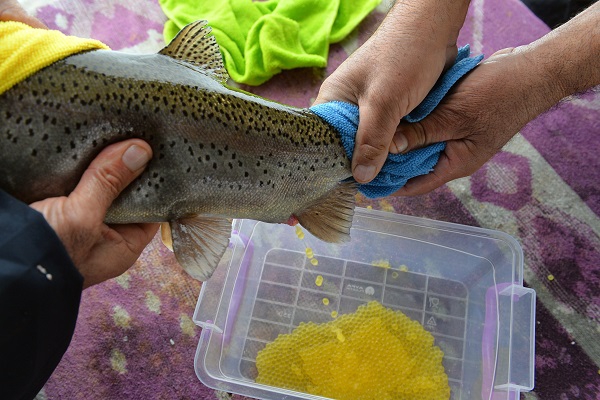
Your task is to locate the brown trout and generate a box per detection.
[0,21,356,280]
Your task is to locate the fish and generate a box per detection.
[0,21,357,281]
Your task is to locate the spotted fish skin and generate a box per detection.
[0,21,357,280]
[0,50,351,223]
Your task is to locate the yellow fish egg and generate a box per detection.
[310,258,319,266]
[391,271,399,279]
[330,311,338,318]
[547,274,555,281]
[291,363,302,377]
[332,327,345,342]
[400,265,409,272]
[322,298,329,305]
[315,275,323,287]
[255,301,449,400]
[372,259,391,269]
[305,248,314,258]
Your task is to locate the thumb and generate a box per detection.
[72,140,152,221]
[352,101,402,183]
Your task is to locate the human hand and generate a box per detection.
[0,0,46,28]
[30,140,159,288]
[391,2,600,196]
[391,49,555,196]
[313,0,471,183]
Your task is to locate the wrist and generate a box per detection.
[475,49,564,131]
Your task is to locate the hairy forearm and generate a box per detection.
[519,2,600,105]
[378,0,471,46]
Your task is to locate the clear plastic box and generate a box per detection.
[193,207,535,400]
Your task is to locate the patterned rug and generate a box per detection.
[19,0,600,399]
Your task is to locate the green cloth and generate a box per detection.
[159,0,381,85]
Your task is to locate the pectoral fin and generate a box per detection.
[296,181,358,243]
[169,215,232,281]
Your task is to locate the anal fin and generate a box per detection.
[169,215,232,281]
[296,181,358,243]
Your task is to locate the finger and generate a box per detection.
[71,139,152,221]
[0,0,47,28]
[443,44,458,71]
[312,72,358,107]
[392,110,458,153]
[110,222,160,256]
[83,223,158,288]
[352,101,400,183]
[312,87,336,106]
[491,47,515,57]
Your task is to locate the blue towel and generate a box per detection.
[310,45,484,198]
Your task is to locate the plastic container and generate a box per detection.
[193,207,535,400]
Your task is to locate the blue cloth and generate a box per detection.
[310,45,484,198]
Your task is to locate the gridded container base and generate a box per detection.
[240,249,469,398]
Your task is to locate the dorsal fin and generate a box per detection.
[159,20,230,84]
[296,180,358,243]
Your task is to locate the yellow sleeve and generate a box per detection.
[0,21,109,94]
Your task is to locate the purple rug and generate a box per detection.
[20,0,600,399]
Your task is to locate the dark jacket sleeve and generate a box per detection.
[0,190,83,400]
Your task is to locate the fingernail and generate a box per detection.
[122,145,151,171]
[392,134,408,154]
[354,164,377,183]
